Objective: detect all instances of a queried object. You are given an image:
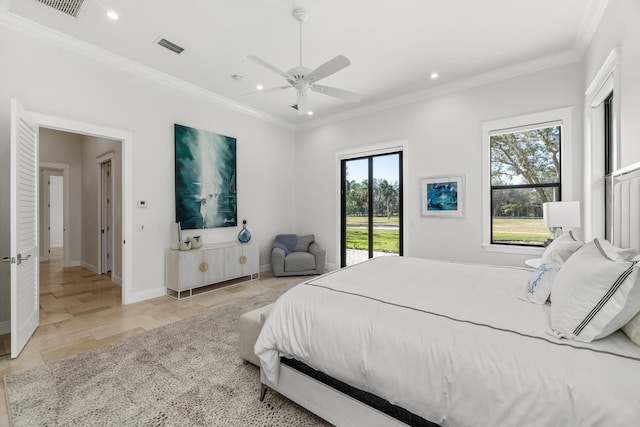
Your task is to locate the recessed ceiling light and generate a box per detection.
[256,84,263,91]
[430,72,439,79]
[307,111,313,116]
[106,11,119,20]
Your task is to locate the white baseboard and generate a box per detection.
[81,261,97,273]
[0,320,10,334]
[125,287,166,304]
[112,274,122,285]
[261,263,272,273]
[67,260,82,267]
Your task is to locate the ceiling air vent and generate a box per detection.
[156,38,185,54]
[36,0,85,18]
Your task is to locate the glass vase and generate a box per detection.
[237,220,252,243]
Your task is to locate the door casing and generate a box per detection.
[336,140,409,269]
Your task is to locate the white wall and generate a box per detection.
[584,0,640,168]
[294,63,584,267]
[0,22,295,321]
[39,128,83,264]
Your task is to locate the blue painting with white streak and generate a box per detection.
[427,181,458,211]
[174,124,237,229]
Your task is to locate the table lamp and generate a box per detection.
[543,201,581,245]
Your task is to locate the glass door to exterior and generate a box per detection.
[341,152,402,267]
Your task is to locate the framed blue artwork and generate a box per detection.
[421,175,464,217]
[174,124,237,229]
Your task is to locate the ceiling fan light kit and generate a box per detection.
[246,8,361,116]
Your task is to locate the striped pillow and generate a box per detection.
[550,238,640,342]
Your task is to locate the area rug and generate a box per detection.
[4,286,331,426]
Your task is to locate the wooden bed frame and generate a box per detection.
[260,162,640,427]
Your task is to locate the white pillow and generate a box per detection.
[550,238,640,342]
[520,263,558,304]
[518,232,583,305]
[622,312,640,346]
[540,230,583,266]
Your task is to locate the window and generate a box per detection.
[490,123,561,246]
[482,108,573,253]
[603,92,614,241]
[585,47,619,242]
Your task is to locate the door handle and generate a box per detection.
[2,256,14,264]
[16,253,32,265]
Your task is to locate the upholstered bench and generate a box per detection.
[239,303,273,366]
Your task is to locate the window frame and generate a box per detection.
[335,139,409,267]
[481,107,574,255]
[585,47,620,242]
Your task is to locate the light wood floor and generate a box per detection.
[0,249,305,427]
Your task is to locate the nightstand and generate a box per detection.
[525,258,542,268]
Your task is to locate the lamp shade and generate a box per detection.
[543,201,581,228]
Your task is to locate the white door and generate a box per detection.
[41,170,51,262]
[100,161,112,273]
[10,99,39,358]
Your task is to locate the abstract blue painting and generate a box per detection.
[427,182,457,211]
[174,124,237,229]
[421,175,464,217]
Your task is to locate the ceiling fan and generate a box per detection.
[246,8,361,115]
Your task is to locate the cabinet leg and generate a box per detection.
[259,384,268,401]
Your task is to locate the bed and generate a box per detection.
[255,165,640,427]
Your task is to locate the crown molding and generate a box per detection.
[0,8,588,136]
[296,50,581,132]
[0,11,295,132]
[573,0,609,54]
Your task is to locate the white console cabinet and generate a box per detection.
[165,242,259,299]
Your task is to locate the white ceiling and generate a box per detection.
[5,0,607,128]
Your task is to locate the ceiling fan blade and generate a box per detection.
[307,55,351,82]
[297,91,309,115]
[247,56,294,79]
[311,84,361,102]
[242,85,291,96]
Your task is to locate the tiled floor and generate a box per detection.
[0,249,304,426]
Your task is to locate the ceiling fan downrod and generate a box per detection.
[293,8,308,67]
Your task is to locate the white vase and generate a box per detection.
[188,236,202,249]
[170,222,181,250]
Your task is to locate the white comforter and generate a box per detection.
[255,256,640,426]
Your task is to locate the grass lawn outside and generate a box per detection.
[345,217,549,249]
[346,228,399,252]
[492,217,550,244]
[346,216,399,226]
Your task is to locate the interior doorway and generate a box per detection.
[41,170,64,263]
[39,162,70,267]
[31,109,134,304]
